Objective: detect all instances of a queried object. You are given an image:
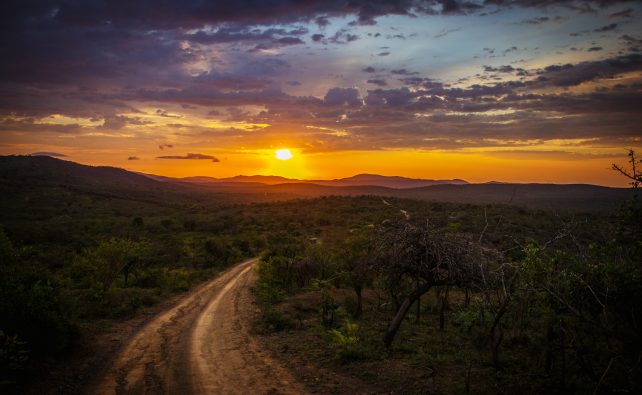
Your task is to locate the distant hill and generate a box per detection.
[0,155,163,190]
[0,156,634,211]
[142,172,468,189]
[312,174,468,188]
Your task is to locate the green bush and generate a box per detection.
[329,320,366,363]
[259,307,295,332]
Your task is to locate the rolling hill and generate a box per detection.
[0,155,634,211]
[142,172,467,188]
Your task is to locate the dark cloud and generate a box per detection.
[587,46,603,52]
[159,144,174,150]
[434,27,462,38]
[367,78,388,87]
[30,151,67,157]
[519,16,549,24]
[483,65,516,73]
[594,23,618,32]
[1,0,641,155]
[99,115,148,130]
[328,29,360,44]
[157,153,219,162]
[127,156,140,160]
[324,87,362,106]
[620,34,642,52]
[391,68,419,75]
[608,8,633,18]
[534,53,642,87]
[185,26,308,46]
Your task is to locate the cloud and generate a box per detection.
[534,53,642,87]
[390,68,419,75]
[30,152,67,157]
[608,8,633,19]
[367,78,388,87]
[157,153,220,162]
[324,87,362,107]
[127,156,140,160]
[2,0,642,157]
[434,27,462,38]
[159,144,174,150]
[594,23,618,33]
[518,16,549,25]
[99,115,149,130]
[483,65,517,73]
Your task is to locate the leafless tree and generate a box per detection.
[612,149,641,188]
[375,220,506,348]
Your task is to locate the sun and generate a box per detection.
[275,149,293,161]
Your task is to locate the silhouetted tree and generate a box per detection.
[375,220,504,347]
[612,149,641,188]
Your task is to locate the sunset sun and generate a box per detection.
[275,149,293,161]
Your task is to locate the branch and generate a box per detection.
[478,207,489,243]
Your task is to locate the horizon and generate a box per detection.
[11,153,629,188]
[2,1,641,187]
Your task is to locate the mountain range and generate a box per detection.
[141,172,468,189]
[0,155,633,211]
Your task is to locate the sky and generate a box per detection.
[1,0,642,186]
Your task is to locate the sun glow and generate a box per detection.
[275,149,293,160]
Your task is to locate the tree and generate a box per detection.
[339,231,375,318]
[79,238,150,292]
[375,220,503,347]
[612,149,641,188]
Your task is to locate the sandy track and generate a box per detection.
[91,258,306,395]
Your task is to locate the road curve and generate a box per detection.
[91,258,306,395]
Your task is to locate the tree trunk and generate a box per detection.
[354,285,363,319]
[490,296,510,370]
[384,282,432,348]
[415,278,421,323]
[439,286,450,330]
[545,322,554,373]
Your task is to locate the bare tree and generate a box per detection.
[612,149,641,188]
[375,220,505,347]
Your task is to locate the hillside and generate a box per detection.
[143,172,468,189]
[0,156,633,211]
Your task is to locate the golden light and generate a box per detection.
[275,149,293,160]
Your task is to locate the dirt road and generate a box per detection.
[91,258,306,395]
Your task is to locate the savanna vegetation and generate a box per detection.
[0,153,639,394]
[253,155,641,394]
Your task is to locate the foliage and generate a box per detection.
[0,330,29,384]
[0,154,638,392]
[329,320,366,362]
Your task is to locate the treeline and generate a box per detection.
[255,197,641,393]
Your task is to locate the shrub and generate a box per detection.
[259,307,295,332]
[0,330,29,383]
[329,320,366,363]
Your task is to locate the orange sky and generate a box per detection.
[4,145,636,187]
